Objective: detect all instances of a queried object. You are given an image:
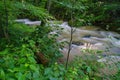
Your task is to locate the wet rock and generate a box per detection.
[114,36,120,40]
[82,35,91,38]
[15,19,30,23]
[15,19,41,26]
[81,38,99,44]
[97,56,120,63]
[72,42,84,46]
[109,47,120,54]
[25,21,41,26]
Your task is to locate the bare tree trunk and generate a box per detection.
[65,14,74,69]
[3,0,10,42]
[47,0,52,13]
[65,0,75,69]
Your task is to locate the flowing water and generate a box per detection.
[55,22,120,75]
[52,22,120,62]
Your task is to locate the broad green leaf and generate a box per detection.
[29,65,37,71]
[0,49,9,55]
[28,57,36,63]
[0,69,5,80]
[33,71,40,80]
[86,67,91,73]
[19,58,26,63]
[50,77,58,80]
[44,68,52,75]
[15,72,22,80]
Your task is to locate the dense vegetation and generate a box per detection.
[0,0,120,80]
[50,0,120,31]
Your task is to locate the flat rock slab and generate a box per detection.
[15,19,41,26]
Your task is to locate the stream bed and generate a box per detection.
[53,22,120,61]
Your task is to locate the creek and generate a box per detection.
[51,22,120,62]
[55,22,120,75]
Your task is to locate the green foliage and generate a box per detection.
[103,2,120,26]
[0,0,52,39]
[0,0,53,49]
[29,25,62,64]
[50,0,90,26]
[49,0,120,30]
[0,0,120,80]
[25,0,47,7]
[111,70,120,80]
[0,0,14,38]
[0,45,44,80]
[44,63,65,80]
[43,56,103,80]
[14,1,53,21]
[8,23,35,45]
[0,47,119,80]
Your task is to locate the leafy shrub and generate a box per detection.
[43,56,103,80]
[0,0,15,38]
[28,25,63,64]
[0,44,119,80]
[14,1,53,21]
[48,0,120,30]
[0,0,53,50]
[0,45,44,80]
